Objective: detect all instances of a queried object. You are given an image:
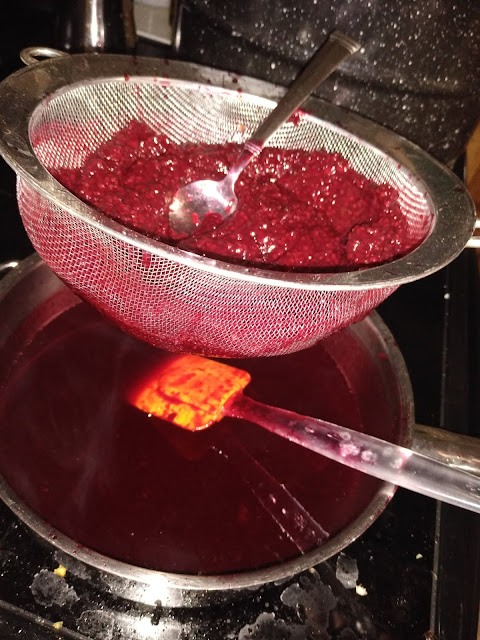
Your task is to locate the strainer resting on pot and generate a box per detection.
[0,52,474,358]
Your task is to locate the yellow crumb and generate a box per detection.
[53,621,63,629]
[54,565,67,578]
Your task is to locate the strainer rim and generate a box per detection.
[0,53,474,291]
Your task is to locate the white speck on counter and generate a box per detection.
[30,569,79,607]
[238,612,292,640]
[356,584,368,596]
[336,553,359,589]
[78,610,115,640]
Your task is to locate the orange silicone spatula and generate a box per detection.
[129,354,480,513]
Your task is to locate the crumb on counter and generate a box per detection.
[54,564,67,578]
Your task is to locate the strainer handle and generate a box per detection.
[0,261,19,276]
[20,47,70,67]
[251,31,361,146]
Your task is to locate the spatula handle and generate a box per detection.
[228,395,480,514]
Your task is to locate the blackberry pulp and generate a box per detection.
[52,121,418,271]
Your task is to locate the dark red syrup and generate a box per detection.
[0,301,391,574]
[50,121,418,271]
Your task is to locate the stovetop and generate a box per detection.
[0,19,479,637]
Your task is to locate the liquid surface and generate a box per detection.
[51,121,417,270]
[0,301,393,574]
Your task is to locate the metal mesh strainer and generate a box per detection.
[0,53,475,357]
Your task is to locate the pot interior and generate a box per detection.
[0,257,411,582]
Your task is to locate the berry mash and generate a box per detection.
[52,120,418,271]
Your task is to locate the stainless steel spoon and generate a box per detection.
[169,30,361,236]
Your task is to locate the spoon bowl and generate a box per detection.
[168,31,361,236]
[170,169,238,235]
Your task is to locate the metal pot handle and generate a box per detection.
[20,47,69,67]
[412,423,480,475]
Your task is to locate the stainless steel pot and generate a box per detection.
[0,254,478,608]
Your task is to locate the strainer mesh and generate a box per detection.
[17,78,432,357]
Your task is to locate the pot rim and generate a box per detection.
[0,254,414,597]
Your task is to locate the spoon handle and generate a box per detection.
[252,31,361,145]
[228,394,480,514]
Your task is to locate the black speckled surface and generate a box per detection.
[175,0,480,164]
[0,2,478,638]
